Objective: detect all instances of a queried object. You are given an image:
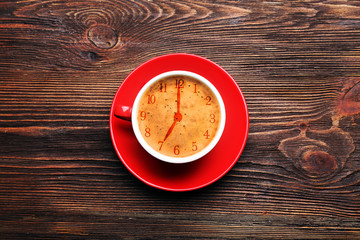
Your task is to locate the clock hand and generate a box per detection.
[163,119,177,142]
[164,85,183,142]
[163,112,182,142]
[177,83,181,113]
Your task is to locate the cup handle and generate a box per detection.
[114,105,132,121]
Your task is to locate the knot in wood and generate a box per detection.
[87,25,118,49]
[299,122,308,131]
[279,123,355,182]
[339,81,360,115]
[301,150,337,175]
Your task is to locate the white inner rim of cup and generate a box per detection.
[132,70,226,164]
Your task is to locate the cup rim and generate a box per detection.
[131,70,226,164]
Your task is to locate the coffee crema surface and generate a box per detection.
[136,74,222,158]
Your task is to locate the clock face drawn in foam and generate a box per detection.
[133,71,225,162]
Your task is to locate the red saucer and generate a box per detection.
[109,53,249,191]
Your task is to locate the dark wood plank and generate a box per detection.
[1,0,360,239]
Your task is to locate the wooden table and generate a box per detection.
[1,0,359,239]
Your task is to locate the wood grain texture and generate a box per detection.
[1,0,360,239]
